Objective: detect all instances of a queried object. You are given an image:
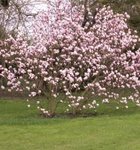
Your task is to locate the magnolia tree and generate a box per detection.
[0,0,140,117]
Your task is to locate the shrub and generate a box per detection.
[0,0,140,117]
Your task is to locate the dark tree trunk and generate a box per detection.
[0,0,9,8]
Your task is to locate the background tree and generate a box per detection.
[0,0,41,38]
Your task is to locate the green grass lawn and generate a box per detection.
[0,98,140,150]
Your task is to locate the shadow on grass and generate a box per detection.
[0,98,140,125]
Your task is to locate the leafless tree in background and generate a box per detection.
[0,0,46,38]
